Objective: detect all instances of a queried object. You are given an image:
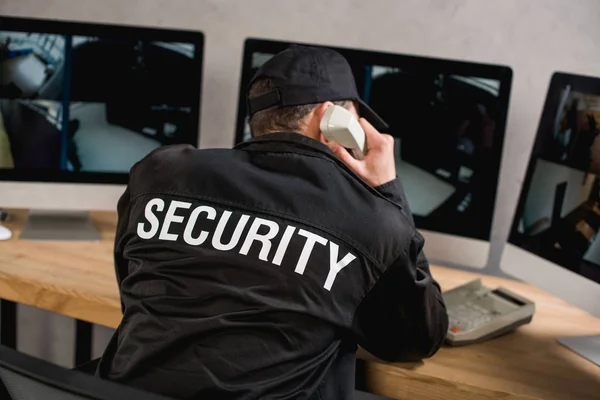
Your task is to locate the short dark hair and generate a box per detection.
[248,78,352,136]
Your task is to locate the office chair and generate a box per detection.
[0,345,173,400]
[0,344,392,400]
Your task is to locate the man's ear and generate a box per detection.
[316,101,334,122]
[315,101,334,145]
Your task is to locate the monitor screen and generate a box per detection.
[235,39,512,242]
[0,17,204,184]
[509,72,600,285]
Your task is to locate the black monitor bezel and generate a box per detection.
[0,16,204,185]
[508,72,600,247]
[234,37,513,242]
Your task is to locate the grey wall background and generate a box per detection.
[1,0,600,366]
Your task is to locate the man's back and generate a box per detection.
[97,133,447,399]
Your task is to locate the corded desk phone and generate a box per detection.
[443,279,535,346]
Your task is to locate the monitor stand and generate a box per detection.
[19,210,101,241]
[558,335,600,367]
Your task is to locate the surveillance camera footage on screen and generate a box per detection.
[236,40,512,242]
[0,21,203,184]
[510,78,600,284]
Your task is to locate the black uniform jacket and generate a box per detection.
[96,132,449,400]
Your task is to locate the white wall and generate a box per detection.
[2,0,600,365]
[523,159,592,229]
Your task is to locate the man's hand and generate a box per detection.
[326,118,396,188]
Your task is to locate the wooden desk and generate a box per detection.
[1,209,600,400]
[0,210,120,328]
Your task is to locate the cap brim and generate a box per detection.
[357,99,389,131]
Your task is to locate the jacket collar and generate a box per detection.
[234,132,403,210]
[234,132,334,157]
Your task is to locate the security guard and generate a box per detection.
[96,45,449,400]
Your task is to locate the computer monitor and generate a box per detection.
[235,38,512,269]
[501,72,600,366]
[0,16,203,240]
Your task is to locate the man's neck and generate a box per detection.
[256,130,320,141]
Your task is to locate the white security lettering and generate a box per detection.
[137,198,165,239]
[137,201,357,292]
[183,205,217,246]
[295,229,328,275]
[159,201,192,241]
[212,211,250,251]
[324,242,356,291]
[272,225,296,266]
[239,218,280,261]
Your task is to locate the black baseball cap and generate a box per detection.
[247,45,389,131]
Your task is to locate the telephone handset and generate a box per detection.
[320,105,366,159]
